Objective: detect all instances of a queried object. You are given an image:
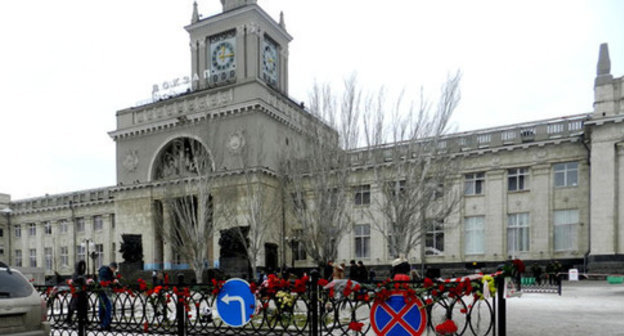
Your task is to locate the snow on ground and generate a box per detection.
[506,281,624,336]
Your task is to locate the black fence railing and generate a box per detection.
[38,271,509,336]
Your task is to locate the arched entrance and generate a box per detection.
[150,137,214,273]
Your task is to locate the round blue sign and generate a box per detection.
[216,278,256,327]
[370,293,427,335]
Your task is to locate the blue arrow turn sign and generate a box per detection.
[216,278,256,327]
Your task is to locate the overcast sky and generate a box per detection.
[0,0,622,200]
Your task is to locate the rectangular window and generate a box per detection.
[0,244,4,255]
[464,216,485,254]
[76,245,86,261]
[290,229,306,261]
[95,244,104,269]
[554,162,578,188]
[354,185,371,205]
[554,209,579,251]
[0,228,3,237]
[44,221,52,235]
[508,168,529,192]
[354,224,371,259]
[60,247,69,267]
[94,215,103,231]
[425,220,444,256]
[59,220,68,234]
[45,247,53,271]
[29,223,36,236]
[14,249,22,267]
[76,217,85,232]
[111,214,115,229]
[387,180,406,199]
[464,172,485,195]
[14,225,21,238]
[29,249,37,268]
[507,213,530,253]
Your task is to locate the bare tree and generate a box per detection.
[361,72,463,270]
[284,76,361,267]
[223,133,281,279]
[155,138,216,283]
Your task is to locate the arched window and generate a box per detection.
[153,138,212,180]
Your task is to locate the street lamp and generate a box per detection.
[81,239,96,278]
[1,207,12,266]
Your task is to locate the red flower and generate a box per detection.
[317,279,329,287]
[137,278,147,291]
[343,280,354,296]
[143,322,149,332]
[348,321,364,332]
[116,273,122,279]
[435,319,458,335]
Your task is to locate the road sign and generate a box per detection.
[216,278,256,327]
[370,293,427,336]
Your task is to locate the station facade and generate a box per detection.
[1,0,623,276]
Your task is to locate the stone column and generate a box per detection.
[617,143,624,253]
[161,201,174,270]
[530,164,551,258]
[590,138,616,255]
[245,23,260,82]
[190,41,199,91]
[198,39,207,90]
[485,169,505,259]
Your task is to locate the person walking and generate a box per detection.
[391,256,411,281]
[97,262,118,331]
[65,260,87,326]
[333,263,345,280]
[324,261,334,281]
[356,261,368,283]
[348,260,358,280]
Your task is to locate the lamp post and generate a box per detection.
[81,239,95,278]
[1,207,12,266]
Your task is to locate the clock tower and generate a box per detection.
[186,0,291,93]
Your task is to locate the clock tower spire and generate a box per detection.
[191,1,200,24]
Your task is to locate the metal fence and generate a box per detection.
[38,271,508,336]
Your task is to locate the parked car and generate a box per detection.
[0,262,50,336]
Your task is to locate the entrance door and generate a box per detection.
[265,243,278,272]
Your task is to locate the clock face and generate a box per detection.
[211,40,235,71]
[262,39,278,85]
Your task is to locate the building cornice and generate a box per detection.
[584,114,624,126]
[110,167,278,193]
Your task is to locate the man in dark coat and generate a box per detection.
[65,260,87,325]
[98,262,118,330]
[348,260,358,280]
